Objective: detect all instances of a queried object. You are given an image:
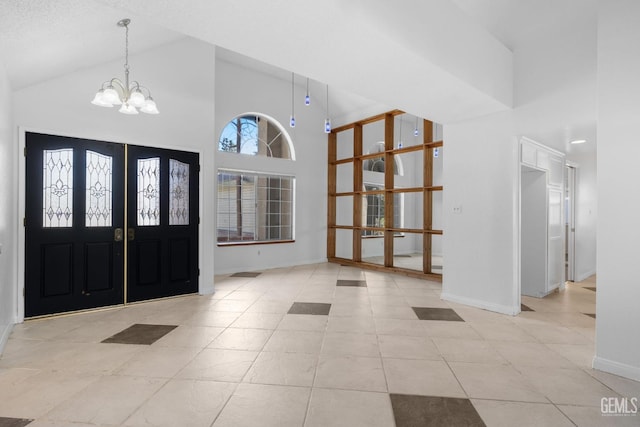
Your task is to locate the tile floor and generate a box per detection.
[1,265,638,426]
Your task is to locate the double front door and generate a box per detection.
[25,132,199,317]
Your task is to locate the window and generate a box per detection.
[217,170,294,244]
[218,114,293,159]
[362,184,403,237]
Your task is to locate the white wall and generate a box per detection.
[594,0,640,381]
[13,38,217,309]
[0,57,16,353]
[213,59,328,274]
[442,9,597,315]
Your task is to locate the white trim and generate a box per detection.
[593,356,640,382]
[0,324,13,355]
[441,292,519,316]
[18,125,205,322]
[513,136,522,314]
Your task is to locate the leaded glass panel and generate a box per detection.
[137,157,160,226]
[43,148,73,228]
[85,151,113,227]
[169,159,189,225]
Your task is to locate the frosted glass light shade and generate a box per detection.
[119,103,139,115]
[324,118,331,133]
[140,98,159,114]
[91,90,113,107]
[103,87,122,105]
[129,90,146,108]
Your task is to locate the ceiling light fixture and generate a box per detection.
[324,85,331,133]
[414,116,419,137]
[290,72,296,128]
[305,78,311,106]
[570,139,586,144]
[91,18,159,115]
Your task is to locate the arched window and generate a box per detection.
[218,113,295,160]
[362,142,403,175]
[217,114,295,244]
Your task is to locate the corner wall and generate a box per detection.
[0,58,16,352]
[594,0,640,381]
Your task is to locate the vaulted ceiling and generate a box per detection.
[0,0,597,147]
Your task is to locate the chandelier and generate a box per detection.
[91,19,159,115]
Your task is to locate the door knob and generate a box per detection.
[114,228,124,242]
[128,228,135,241]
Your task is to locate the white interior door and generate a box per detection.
[548,187,564,292]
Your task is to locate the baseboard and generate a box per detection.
[215,257,328,276]
[441,292,519,316]
[593,356,640,382]
[0,323,14,356]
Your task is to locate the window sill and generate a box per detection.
[217,240,295,247]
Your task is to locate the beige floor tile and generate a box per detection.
[277,314,328,331]
[448,362,547,403]
[420,320,484,340]
[545,343,595,369]
[244,352,317,386]
[124,379,236,427]
[383,358,465,398]
[213,383,310,427]
[492,341,576,368]
[229,312,284,329]
[116,346,201,378]
[558,404,640,427]
[517,324,591,345]
[472,400,575,427]
[588,370,640,399]
[518,366,617,406]
[211,299,254,312]
[369,295,409,307]
[263,330,324,354]
[184,310,241,327]
[0,370,99,419]
[470,322,537,343]
[433,337,506,363]
[305,388,395,427]
[176,348,257,382]
[152,325,224,348]
[371,305,418,320]
[46,375,166,425]
[404,295,451,308]
[326,316,376,334]
[329,303,373,317]
[49,320,134,343]
[246,300,296,314]
[208,328,273,351]
[378,335,441,360]
[322,332,380,357]
[315,355,387,392]
[374,318,428,337]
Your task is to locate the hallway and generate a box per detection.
[0,265,637,426]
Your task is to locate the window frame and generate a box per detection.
[216,168,296,246]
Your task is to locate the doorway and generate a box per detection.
[565,165,576,282]
[25,132,199,317]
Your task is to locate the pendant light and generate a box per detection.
[91,19,159,115]
[290,72,296,128]
[324,84,331,133]
[398,115,403,149]
[414,116,419,137]
[305,78,311,106]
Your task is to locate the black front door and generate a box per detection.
[25,132,125,317]
[127,145,199,302]
[25,133,200,317]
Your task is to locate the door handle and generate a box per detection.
[114,228,124,242]
[128,228,135,241]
